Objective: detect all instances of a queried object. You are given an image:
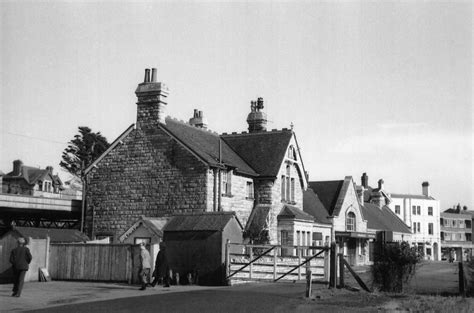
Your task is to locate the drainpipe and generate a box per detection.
[218,139,222,211]
[213,168,218,212]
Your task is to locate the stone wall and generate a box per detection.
[85,127,209,239]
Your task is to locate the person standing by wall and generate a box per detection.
[139,242,151,290]
[151,242,170,287]
[9,237,32,297]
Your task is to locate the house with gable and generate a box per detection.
[304,176,373,266]
[84,68,311,246]
[2,160,63,197]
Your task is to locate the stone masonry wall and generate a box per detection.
[85,127,209,239]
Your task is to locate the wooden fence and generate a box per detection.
[226,243,330,283]
[49,243,141,283]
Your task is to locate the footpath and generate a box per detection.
[0,281,223,312]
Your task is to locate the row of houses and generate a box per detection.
[1,68,472,272]
[77,68,472,265]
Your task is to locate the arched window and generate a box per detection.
[288,145,297,160]
[346,212,356,231]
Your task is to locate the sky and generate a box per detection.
[1,1,472,209]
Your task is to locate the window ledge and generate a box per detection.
[245,197,254,201]
[222,193,233,198]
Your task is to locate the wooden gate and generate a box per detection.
[49,243,140,283]
[226,243,330,283]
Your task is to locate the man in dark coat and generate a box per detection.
[151,242,170,287]
[10,237,32,297]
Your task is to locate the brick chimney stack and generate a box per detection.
[135,68,169,128]
[361,173,368,188]
[189,109,208,129]
[13,160,23,176]
[422,181,430,197]
[247,97,267,133]
[46,166,53,174]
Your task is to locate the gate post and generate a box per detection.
[459,261,465,297]
[273,248,277,280]
[338,253,344,288]
[249,246,253,279]
[306,261,312,298]
[329,242,337,288]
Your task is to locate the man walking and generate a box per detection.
[10,237,32,297]
[139,242,151,290]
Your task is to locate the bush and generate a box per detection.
[372,241,423,292]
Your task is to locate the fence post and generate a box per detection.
[338,253,344,288]
[249,245,253,279]
[329,242,336,288]
[324,247,329,282]
[459,261,465,297]
[298,248,302,280]
[273,247,277,280]
[306,261,312,298]
[45,236,50,273]
[225,239,230,283]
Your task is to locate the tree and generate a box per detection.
[60,126,110,178]
[372,241,423,292]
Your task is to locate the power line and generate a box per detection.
[3,131,68,145]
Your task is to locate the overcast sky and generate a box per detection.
[1,1,472,209]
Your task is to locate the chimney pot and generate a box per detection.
[361,173,368,188]
[151,68,157,82]
[144,69,151,82]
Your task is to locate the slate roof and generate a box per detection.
[6,226,89,243]
[361,203,411,234]
[278,205,314,221]
[162,118,258,176]
[308,180,344,216]
[390,193,436,200]
[221,130,293,178]
[5,165,62,188]
[303,188,332,224]
[164,212,242,232]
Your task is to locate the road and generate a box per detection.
[25,283,387,313]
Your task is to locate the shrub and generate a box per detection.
[372,241,423,292]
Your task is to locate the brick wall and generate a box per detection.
[85,127,209,239]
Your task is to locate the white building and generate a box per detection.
[388,182,441,261]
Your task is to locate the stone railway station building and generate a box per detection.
[84,68,310,246]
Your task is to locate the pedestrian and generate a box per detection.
[151,242,170,287]
[138,242,151,290]
[9,237,32,297]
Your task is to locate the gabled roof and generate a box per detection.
[119,216,171,242]
[361,203,411,234]
[221,130,293,178]
[390,193,436,200]
[164,212,242,232]
[5,226,89,243]
[162,118,257,176]
[278,205,314,221]
[308,180,344,216]
[5,166,62,188]
[303,188,332,224]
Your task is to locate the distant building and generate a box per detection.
[387,181,441,261]
[440,205,473,261]
[85,68,318,246]
[304,177,373,266]
[2,160,63,198]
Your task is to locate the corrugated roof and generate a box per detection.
[361,203,411,234]
[7,227,89,243]
[278,205,314,221]
[164,212,241,232]
[308,180,344,216]
[221,130,293,178]
[162,118,258,176]
[303,188,332,224]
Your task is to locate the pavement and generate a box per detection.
[0,281,224,312]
